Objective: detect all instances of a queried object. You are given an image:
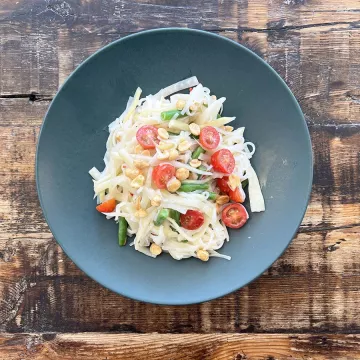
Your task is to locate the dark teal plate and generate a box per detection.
[36,28,313,305]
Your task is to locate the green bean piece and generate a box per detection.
[242,179,249,188]
[160,110,187,121]
[217,114,221,119]
[178,183,209,192]
[153,209,170,226]
[118,217,128,246]
[169,209,181,225]
[208,192,218,201]
[190,134,199,140]
[191,146,205,159]
[197,165,207,179]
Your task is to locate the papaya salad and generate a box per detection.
[89,76,265,261]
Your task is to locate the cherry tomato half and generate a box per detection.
[216,176,231,194]
[180,210,204,230]
[199,126,220,150]
[152,163,176,189]
[96,198,116,213]
[229,187,245,203]
[221,203,248,229]
[136,125,158,149]
[211,149,235,174]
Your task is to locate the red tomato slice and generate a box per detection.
[152,163,176,189]
[211,149,235,174]
[229,187,245,203]
[136,125,158,149]
[199,126,220,150]
[180,210,204,230]
[216,177,230,194]
[221,203,248,229]
[96,198,116,213]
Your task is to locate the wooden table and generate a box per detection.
[0,1,359,359]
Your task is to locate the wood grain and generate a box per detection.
[1,333,360,360]
[0,0,359,339]
[0,227,359,334]
[0,95,359,333]
[0,2,360,106]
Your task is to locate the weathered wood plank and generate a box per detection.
[1,0,360,30]
[0,2,360,126]
[0,97,358,333]
[0,227,359,334]
[1,333,360,359]
[1,100,358,236]
[0,0,359,337]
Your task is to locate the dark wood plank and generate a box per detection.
[0,93,359,334]
[1,333,360,359]
[0,104,359,333]
[0,1,360,126]
[0,0,359,336]
[1,227,359,334]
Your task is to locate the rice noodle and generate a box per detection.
[89,80,265,262]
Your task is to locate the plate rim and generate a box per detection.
[36,27,314,305]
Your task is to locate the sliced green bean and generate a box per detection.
[242,179,249,188]
[161,110,187,121]
[191,146,205,159]
[169,209,181,225]
[178,183,209,192]
[118,217,128,246]
[208,192,218,201]
[153,209,170,226]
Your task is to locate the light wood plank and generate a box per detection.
[1,333,360,359]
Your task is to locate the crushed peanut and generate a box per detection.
[224,125,234,132]
[158,141,174,151]
[178,140,191,152]
[168,149,179,161]
[176,99,186,110]
[150,195,162,207]
[141,150,151,157]
[115,135,121,142]
[175,167,190,181]
[150,243,162,256]
[197,249,209,262]
[158,128,169,140]
[134,209,147,218]
[189,159,202,168]
[211,95,217,101]
[216,195,230,205]
[158,150,170,160]
[189,103,198,112]
[125,168,140,180]
[130,174,145,189]
[188,172,198,180]
[134,160,149,170]
[189,123,200,136]
[228,174,241,191]
[135,196,141,210]
[135,144,144,154]
[166,177,181,193]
